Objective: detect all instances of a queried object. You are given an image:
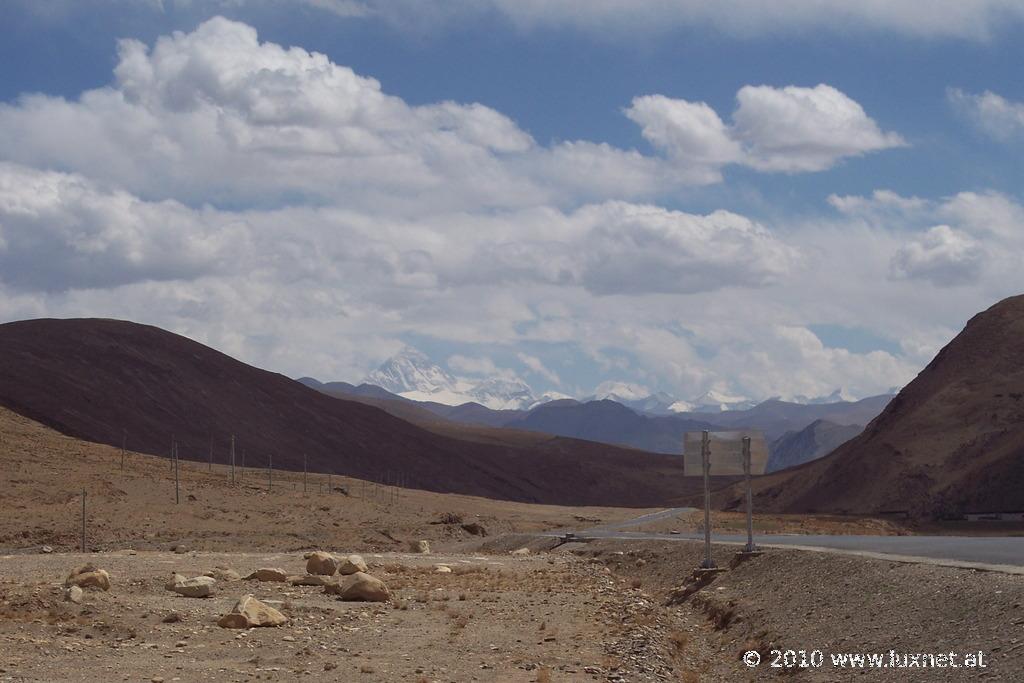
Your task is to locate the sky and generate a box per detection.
[1,0,1023,403]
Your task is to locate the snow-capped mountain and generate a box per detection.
[587,382,676,415]
[690,389,757,412]
[363,347,541,410]
[470,376,536,411]
[530,390,574,408]
[364,347,460,396]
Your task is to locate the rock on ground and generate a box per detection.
[217,594,288,628]
[288,574,334,586]
[165,574,216,598]
[63,585,83,603]
[244,567,288,582]
[204,567,241,581]
[305,551,339,576]
[325,572,390,602]
[65,564,111,591]
[337,554,368,575]
[409,540,431,554]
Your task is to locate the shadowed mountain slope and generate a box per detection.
[0,318,715,507]
[751,295,1024,517]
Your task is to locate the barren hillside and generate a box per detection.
[0,318,715,508]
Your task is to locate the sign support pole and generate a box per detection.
[700,430,716,569]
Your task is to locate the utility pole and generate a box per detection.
[742,436,758,554]
[80,490,87,553]
[700,430,715,569]
[174,440,180,504]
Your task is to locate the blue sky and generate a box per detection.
[2,1,1023,403]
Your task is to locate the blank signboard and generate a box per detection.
[682,431,768,476]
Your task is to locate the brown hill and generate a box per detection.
[0,318,717,507]
[751,295,1024,517]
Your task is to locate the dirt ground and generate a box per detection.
[0,407,652,555]
[629,510,907,536]
[4,407,1022,682]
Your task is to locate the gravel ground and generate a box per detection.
[580,539,1024,681]
[0,548,710,682]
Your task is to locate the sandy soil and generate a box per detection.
[4,406,1021,682]
[629,510,907,536]
[0,548,694,682]
[0,407,652,555]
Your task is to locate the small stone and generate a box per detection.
[218,595,288,628]
[64,585,83,604]
[305,551,339,576]
[40,545,53,554]
[338,554,368,575]
[324,572,390,602]
[409,540,431,554]
[244,568,288,582]
[65,564,111,591]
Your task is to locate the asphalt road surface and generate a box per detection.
[544,508,1024,570]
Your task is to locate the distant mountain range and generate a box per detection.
[354,345,873,416]
[299,370,894,467]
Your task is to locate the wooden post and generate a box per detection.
[80,489,86,553]
[174,441,180,504]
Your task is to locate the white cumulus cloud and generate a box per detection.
[890,225,985,286]
[948,88,1024,140]
[626,84,904,176]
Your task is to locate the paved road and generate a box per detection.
[543,508,1024,571]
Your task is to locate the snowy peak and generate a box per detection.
[363,347,539,410]
[691,390,757,412]
[364,347,458,396]
[470,376,536,411]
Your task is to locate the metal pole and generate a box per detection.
[700,430,715,569]
[121,429,126,473]
[81,490,86,553]
[208,436,213,472]
[303,454,307,495]
[170,434,175,472]
[241,448,246,478]
[230,435,236,484]
[174,441,180,504]
[743,436,757,553]
[268,454,273,492]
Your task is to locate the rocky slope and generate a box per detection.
[753,294,1024,516]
